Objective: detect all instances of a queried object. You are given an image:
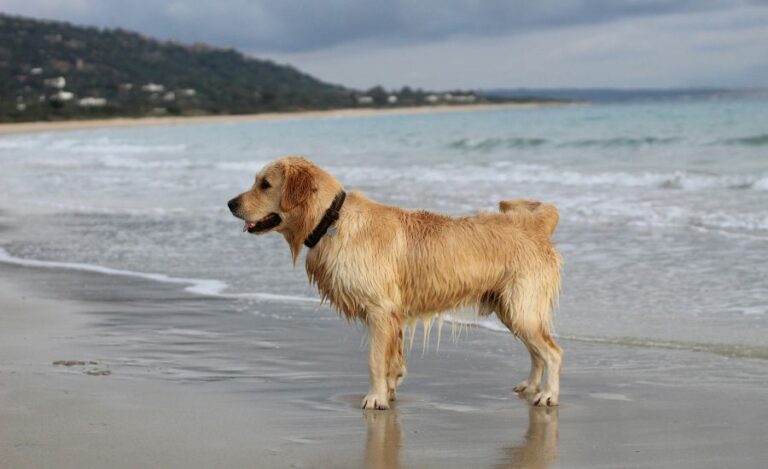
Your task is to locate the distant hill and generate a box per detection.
[0,14,547,123]
[0,13,360,122]
[481,88,766,103]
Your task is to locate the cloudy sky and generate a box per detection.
[4,0,768,89]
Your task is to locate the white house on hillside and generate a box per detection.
[43,76,66,89]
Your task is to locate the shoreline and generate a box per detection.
[0,102,559,136]
[1,260,767,468]
[2,245,764,361]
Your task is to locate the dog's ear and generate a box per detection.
[280,162,317,212]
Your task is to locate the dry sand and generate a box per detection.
[1,262,767,468]
[0,103,553,136]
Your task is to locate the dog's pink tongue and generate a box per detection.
[243,222,249,232]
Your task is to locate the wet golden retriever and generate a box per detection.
[228,156,563,409]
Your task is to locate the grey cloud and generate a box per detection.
[3,0,767,88]
[268,5,768,89]
[2,0,766,53]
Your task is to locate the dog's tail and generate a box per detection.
[499,199,559,238]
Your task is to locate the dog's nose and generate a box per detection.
[227,197,240,214]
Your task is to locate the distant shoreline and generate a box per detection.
[0,102,566,136]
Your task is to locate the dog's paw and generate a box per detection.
[532,391,558,407]
[513,380,539,394]
[362,393,390,410]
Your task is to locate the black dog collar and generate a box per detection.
[304,191,346,248]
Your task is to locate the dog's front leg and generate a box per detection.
[387,326,406,402]
[362,313,393,410]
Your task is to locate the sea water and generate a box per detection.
[1,94,766,357]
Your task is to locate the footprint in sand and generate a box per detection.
[53,360,112,376]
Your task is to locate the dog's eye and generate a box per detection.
[260,179,272,190]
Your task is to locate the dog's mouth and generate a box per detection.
[243,213,282,234]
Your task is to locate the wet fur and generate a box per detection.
[229,157,564,409]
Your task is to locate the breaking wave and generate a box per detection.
[448,133,768,151]
[562,136,681,147]
[385,162,768,192]
[446,135,682,152]
[447,137,548,151]
[719,133,768,146]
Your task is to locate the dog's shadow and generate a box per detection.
[361,405,559,469]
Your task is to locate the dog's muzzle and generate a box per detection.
[228,196,282,234]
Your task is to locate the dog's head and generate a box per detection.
[228,156,342,259]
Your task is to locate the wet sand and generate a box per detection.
[0,102,556,136]
[1,262,766,468]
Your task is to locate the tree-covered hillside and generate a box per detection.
[0,13,359,122]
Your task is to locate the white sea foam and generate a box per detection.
[415,162,768,192]
[740,307,766,316]
[0,247,226,296]
[154,328,221,337]
[215,161,270,172]
[226,292,320,303]
[556,194,768,234]
[0,137,46,150]
[327,162,768,193]
[34,202,217,216]
[0,248,322,304]
[753,177,768,191]
[445,315,509,333]
[31,157,269,172]
[47,137,185,154]
[34,154,202,170]
[0,135,186,153]
[97,155,198,169]
[589,393,632,401]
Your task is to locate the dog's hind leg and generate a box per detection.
[513,340,545,394]
[530,331,563,407]
[497,278,563,406]
[526,331,563,407]
[362,309,397,410]
[495,309,545,394]
[520,330,562,406]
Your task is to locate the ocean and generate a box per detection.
[1,95,767,358]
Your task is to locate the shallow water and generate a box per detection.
[1,96,766,353]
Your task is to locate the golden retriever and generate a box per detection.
[228,156,563,409]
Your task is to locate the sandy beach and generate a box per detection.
[1,261,766,468]
[0,103,555,136]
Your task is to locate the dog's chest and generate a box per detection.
[305,243,389,317]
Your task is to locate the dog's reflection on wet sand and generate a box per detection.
[363,410,403,469]
[497,406,559,469]
[362,405,559,469]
